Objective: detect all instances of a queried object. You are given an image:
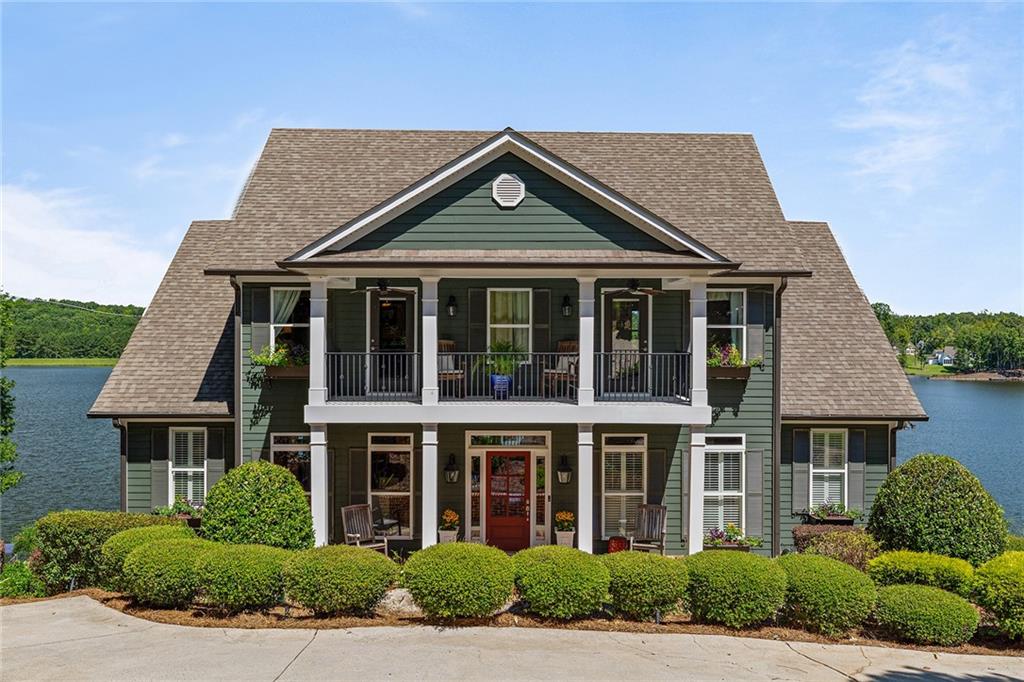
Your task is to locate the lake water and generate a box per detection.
[1,368,1022,539]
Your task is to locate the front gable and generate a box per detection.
[344,154,672,252]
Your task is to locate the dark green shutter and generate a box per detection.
[414,446,423,539]
[745,449,764,539]
[251,287,271,352]
[680,447,690,546]
[468,288,487,352]
[150,428,169,508]
[847,430,866,512]
[792,429,810,514]
[532,289,550,353]
[592,445,602,540]
[206,427,225,491]
[349,447,368,504]
[747,292,766,361]
[647,449,666,505]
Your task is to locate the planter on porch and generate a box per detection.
[490,374,512,399]
[706,543,752,552]
[438,530,459,544]
[707,366,751,380]
[555,530,575,547]
[803,515,856,526]
[266,365,310,380]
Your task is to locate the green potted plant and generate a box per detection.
[439,508,460,543]
[706,343,763,379]
[804,501,861,525]
[249,341,310,379]
[473,340,527,399]
[704,523,763,551]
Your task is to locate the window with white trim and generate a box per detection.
[271,433,311,501]
[707,289,746,359]
[602,434,647,538]
[811,430,847,506]
[270,287,311,351]
[368,433,414,538]
[169,428,206,504]
[703,436,744,533]
[487,289,531,351]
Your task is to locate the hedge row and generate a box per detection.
[867,550,975,597]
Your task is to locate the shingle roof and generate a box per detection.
[781,221,926,420]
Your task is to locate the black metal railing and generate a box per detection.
[594,351,691,402]
[438,352,579,402]
[326,352,420,401]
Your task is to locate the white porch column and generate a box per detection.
[308,278,328,406]
[576,277,596,406]
[689,281,708,408]
[310,423,329,547]
[577,423,594,553]
[421,277,440,406]
[421,423,439,548]
[687,426,706,555]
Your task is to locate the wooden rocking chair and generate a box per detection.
[341,504,389,554]
[542,339,579,399]
[628,504,668,555]
[437,339,465,398]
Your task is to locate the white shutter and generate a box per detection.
[812,473,844,506]
[827,432,845,468]
[722,452,742,493]
[624,453,643,493]
[811,432,827,468]
[703,496,721,533]
[723,496,742,527]
[704,453,720,492]
[604,453,622,491]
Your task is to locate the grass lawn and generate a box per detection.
[7,357,118,367]
[902,358,953,376]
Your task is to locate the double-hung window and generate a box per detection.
[368,433,414,538]
[488,289,531,351]
[271,433,312,502]
[811,430,847,506]
[270,287,311,352]
[169,428,206,504]
[602,434,647,538]
[707,289,746,359]
[703,436,744,533]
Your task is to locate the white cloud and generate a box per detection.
[0,185,169,306]
[160,132,188,148]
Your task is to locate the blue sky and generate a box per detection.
[2,2,1021,313]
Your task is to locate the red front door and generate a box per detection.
[487,451,531,551]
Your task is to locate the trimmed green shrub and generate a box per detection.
[867,454,1007,565]
[686,550,787,628]
[874,584,978,646]
[792,524,860,553]
[12,523,38,559]
[514,545,610,620]
[974,551,1024,638]
[34,511,180,593]
[284,545,398,616]
[777,554,876,637]
[123,538,215,608]
[1006,535,1024,552]
[101,525,196,591]
[602,551,688,620]
[803,529,880,571]
[202,460,313,550]
[197,543,291,612]
[868,551,975,597]
[403,543,515,618]
[0,561,45,598]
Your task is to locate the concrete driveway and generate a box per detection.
[1,597,1021,681]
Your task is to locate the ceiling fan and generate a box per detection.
[350,279,404,296]
[605,279,666,297]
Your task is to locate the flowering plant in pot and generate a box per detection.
[249,341,310,378]
[152,496,204,529]
[806,501,861,524]
[473,340,527,399]
[555,511,576,547]
[706,344,763,379]
[438,508,460,543]
[704,523,762,550]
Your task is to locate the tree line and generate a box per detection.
[10,298,143,358]
[871,303,1024,371]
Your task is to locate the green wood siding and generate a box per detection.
[343,154,671,252]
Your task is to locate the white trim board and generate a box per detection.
[288,129,728,263]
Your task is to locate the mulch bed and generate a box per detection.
[4,590,1021,658]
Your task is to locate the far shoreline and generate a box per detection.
[7,358,118,367]
[910,370,1024,383]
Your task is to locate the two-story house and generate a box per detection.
[89,128,926,555]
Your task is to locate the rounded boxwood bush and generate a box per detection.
[868,550,975,597]
[197,543,291,612]
[284,545,399,616]
[874,584,979,646]
[686,550,787,628]
[123,538,215,608]
[974,551,1024,638]
[867,454,1007,565]
[403,543,514,618]
[101,525,196,591]
[777,553,876,637]
[0,561,45,598]
[602,551,688,620]
[514,545,610,620]
[202,460,313,550]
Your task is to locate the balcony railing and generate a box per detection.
[595,351,691,403]
[438,352,578,402]
[326,352,421,401]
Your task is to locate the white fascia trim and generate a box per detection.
[306,402,713,425]
[290,131,726,263]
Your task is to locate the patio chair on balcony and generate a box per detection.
[628,504,668,555]
[542,339,579,399]
[438,339,465,398]
[340,504,388,554]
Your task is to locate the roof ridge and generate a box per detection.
[268,127,756,136]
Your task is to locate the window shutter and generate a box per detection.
[792,429,810,514]
[349,447,368,504]
[680,447,690,545]
[745,449,764,540]
[468,288,487,352]
[747,291,766,361]
[703,453,720,492]
[206,427,225,490]
[532,289,550,353]
[251,287,271,353]
[647,448,666,504]
[414,446,423,540]
[592,444,602,540]
[150,428,170,508]
[847,430,866,512]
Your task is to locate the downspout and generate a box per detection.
[231,277,243,469]
[113,418,127,512]
[772,277,788,556]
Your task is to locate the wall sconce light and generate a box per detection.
[561,295,573,318]
[446,295,458,318]
[556,455,573,484]
[444,453,460,484]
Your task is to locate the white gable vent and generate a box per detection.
[491,173,525,208]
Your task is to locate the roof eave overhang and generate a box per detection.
[87,411,235,420]
[285,128,731,264]
[781,414,929,422]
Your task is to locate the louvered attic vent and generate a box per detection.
[491,173,525,208]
